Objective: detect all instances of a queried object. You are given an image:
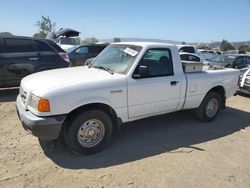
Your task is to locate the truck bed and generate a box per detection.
[182,68,240,109]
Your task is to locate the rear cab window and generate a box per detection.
[188,55,200,62]
[234,56,246,65]
[246,57,250,65]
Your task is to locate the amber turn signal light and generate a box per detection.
[38,98,50,112]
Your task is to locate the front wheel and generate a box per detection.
[195,91,222,122]
[64,110,113,154]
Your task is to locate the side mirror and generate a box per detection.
[85,58,95,66]
[132,65,149,79]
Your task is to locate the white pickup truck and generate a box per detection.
[16,42,240,154]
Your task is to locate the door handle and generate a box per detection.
[29,57,39,61]
[170,81,179,86]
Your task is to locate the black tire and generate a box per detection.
[195,91,222,122]
[64,110,113,155]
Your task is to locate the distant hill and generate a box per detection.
[208,41,250,49]
[0,32,14,37]
[100,38,250,50]
[100,38,182,45]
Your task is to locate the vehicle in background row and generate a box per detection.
[46,28,80,51]
[67,44,108,66]
[0,36,69,88]
[239,68,250,95]
[177,45,197,54]
[16,42,240,154]
[207,54,250,69]
[180,52,205,63]
[198,49,218,60]
[223,50,246,54]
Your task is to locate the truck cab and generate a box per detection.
[16,42,240,154]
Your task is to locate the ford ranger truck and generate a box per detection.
[16,42,240,154]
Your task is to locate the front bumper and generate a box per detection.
[16,95,66,140]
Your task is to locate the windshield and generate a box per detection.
[90,44,142,74]
[209,55,235,64]
[60,37,79,45]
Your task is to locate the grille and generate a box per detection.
[20,86,27,105]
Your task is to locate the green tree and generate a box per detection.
[0,32,13,37]
[33,16,56,38]
[197,45,211,50]
[82,37,99,44]
[181,41,186,45]
[113,37,121,42]
[220,39,235,51]
[238,44,250,52]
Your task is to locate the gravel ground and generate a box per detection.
[0,88,250,188]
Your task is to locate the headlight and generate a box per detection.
[29,94,39,109]
[29,94,50,112]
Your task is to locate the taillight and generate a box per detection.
[59,52,70,63]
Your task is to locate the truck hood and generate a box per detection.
[21,66,126,96]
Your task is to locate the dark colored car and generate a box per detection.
[0,36,70,88]
[208,54,250,69]
[67,44,108,66]
[239,68,250,95]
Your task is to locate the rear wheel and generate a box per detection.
[64,110,113,154]
[195,91,222,122]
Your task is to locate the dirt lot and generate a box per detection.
[0,88,250,188]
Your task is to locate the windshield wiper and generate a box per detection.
[92,66,114,74]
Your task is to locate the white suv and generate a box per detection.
[198,49,218,60]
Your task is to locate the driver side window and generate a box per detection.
[135,48,174,77]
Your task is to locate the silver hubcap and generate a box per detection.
[77,119,105,148]
[206,98,219,118]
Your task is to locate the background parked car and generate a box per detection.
[180,52,205,63]
[239,68,250,95]
[207,54,250,69]
[198,49,218,60]
[223,50,246,54]
[0,36,70,88]
[46,28,80,51]
[177,45,197,54]
[67,44,108,66]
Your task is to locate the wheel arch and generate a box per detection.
[207,85,226,109]
[62,102,121,132]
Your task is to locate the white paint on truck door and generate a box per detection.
[127,48,182,118]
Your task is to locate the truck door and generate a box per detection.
[127,48,182,118]
[2,38,39,87]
